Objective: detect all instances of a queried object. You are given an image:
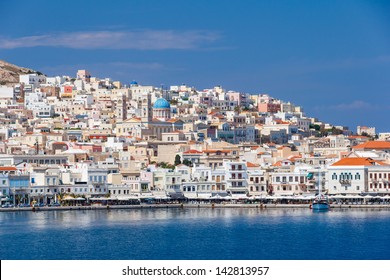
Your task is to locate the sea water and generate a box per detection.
[0,208,389,260]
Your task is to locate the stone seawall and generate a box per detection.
[1,203,390,212]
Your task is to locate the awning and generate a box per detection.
[184,193,198,199]
[230,194,248,199]
[197,193,212,198]
[168,192,185,199]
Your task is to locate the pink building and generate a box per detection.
[77,70,91,82]
[258,103,281,113]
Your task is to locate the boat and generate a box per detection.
[312,194,329,211]
[311,167,329,211]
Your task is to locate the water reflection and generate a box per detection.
[1,208,389,231]
[1,208,390,260]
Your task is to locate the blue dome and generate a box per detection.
[153,98,171,109]
[130,80,138,86]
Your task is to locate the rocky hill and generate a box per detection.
[0,60,41,85]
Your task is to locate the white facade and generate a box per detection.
[223,160,248,195]
[0,86,14,99]
[327,165,367,194]
[19,74,46,87]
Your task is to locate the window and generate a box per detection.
[357,186,360,190]
[355,173,360,180]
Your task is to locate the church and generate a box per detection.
[116,92,183,140]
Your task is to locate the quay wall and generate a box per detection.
[1,203,390,212]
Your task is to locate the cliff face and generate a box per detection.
[0,60,39,85]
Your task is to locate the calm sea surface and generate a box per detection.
[0,208,389,260]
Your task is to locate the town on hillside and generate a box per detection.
[0,65,389,207]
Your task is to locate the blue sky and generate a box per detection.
[1,0,390,132]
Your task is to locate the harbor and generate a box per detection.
[2,199,390,212]
[1,207,390,260]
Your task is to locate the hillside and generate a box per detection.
[0,60,41,85]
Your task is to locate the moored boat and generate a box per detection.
[311,166,329,211]
[312,195,329,211]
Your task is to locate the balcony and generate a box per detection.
[227,178,246,181]
[339,179,351,185]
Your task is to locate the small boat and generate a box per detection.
[311,167,329,211]
[312,195,329,211]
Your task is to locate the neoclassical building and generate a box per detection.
[116,94,180,140]
[153,98,171,121]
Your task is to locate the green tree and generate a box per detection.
[174,154,182,165]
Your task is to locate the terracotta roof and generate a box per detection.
[272,161,283,166]
[246,162,259,168]
[203,149,231,153]
[275,120,290,125]
[166,118,180,123]
[288,155,302,161]
[353,141,390,150]
[348,135,369,139]
[53,142,67,145]
[0,167,17,171]
[183,149,202,154]
[331,157,388,166]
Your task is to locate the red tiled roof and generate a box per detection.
[331,157,388,166]
[348,135,369,139]
[246,162,259,168]
[0,167,17,171]
[203,149,231,153]
[272,161,283,166]
[353,141,390,150]
[183,149,202,154]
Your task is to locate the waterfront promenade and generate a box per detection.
[1,202,390,212]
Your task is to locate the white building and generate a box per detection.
[327,157,390,195]
[223,160,248,196]
[19,73,46,87]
